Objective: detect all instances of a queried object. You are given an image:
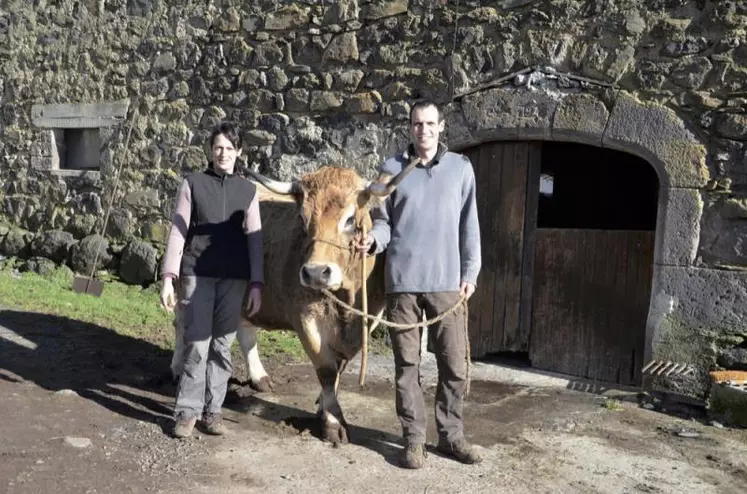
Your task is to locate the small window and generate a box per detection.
[53,128,101,170]
[31,100,129,176]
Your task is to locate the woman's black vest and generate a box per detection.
[180,168,257,280]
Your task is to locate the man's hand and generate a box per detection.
[352,232,375,254]
[160,278,177,312]
[245,286,262,318]
[459,281,476,299]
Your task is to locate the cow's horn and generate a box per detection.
[246,169,298,195]
[367,155,421,197]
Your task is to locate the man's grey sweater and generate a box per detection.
[369,145,481,294]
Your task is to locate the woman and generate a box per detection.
[160,121,264,438]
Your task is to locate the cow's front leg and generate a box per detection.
[316,366,349,445]
[298,315,349,444]
[236,319,275,392]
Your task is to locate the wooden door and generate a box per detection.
[529,229,654,385]
[463,141,541,358]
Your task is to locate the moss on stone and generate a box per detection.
[717,334,746,347]
[709,384,747,428]
[141,222,169,245]
[651,315,718,399]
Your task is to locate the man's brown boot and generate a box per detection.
[436,437,483,464]
[201,412,228,436]
[172,414,197,439]
[399,442,427,469]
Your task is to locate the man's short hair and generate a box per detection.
[209,121,243,150]
[409,100,444,123]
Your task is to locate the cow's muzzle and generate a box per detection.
[299,262,344,290]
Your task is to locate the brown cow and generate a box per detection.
[208,164,415,444]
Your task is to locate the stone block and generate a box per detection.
[334,70,364,92]
[383,101,410,120]
[344,91,382,114]
[670,57,712,89]
[323,32,359,63]
[31,100,129,128]
[124,189,160,209]
[247,90,278,113]
[360,0,408,20]
[30,230,76,264]
[647,266,747,397]
[142,222,169,245]
[252,42,285,67]
[717,347,747,370]
[709,383,747,428]
[215,8,241,32]
[323,0,359,24]
[442,103,474,151]
[462,88,559,140]
[552,93,610,146]
[380,81,412,101]
[152,52,177,73]
[266,66,289,92]
[243,130,277,147]
[310,91,343,112]
[22,257,58,277]
[119,240,158,286]
[657,188,702,266]
[264,5,310,30]
[0,229,31,257]
[603,92,709,188]
[715,113,747,141]
[653,266,747,333]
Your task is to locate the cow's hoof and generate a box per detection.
[322,420,349,445]
[249,376,275,393]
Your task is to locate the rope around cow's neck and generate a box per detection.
[321,287,472,396]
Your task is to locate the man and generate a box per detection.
[356,101,482,469]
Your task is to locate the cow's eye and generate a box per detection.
[343,215,356,232]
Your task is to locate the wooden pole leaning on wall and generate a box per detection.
[73,101,140,297]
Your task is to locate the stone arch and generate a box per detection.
[442,81,709,373]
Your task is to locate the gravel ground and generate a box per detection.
[2,308,747,494]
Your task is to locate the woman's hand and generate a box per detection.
[160,278,177,312]
[245,286,262,317]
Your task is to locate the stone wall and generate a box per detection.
[0,0,746,396]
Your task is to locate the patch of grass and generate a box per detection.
[257,330,307,361]
[0,261,392,366]
[0,264,174,347]
[0,263,305,362]
[602,397,624,411]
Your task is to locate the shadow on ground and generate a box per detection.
[0,308,407,459]
[0,309,176,428]
[224,377,405,465]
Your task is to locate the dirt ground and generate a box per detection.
[2,308,747,494]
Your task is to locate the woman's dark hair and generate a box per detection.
[209,121,243,150]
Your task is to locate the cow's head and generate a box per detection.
[247,160,419,292]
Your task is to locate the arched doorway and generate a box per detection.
[463,140,659,386]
